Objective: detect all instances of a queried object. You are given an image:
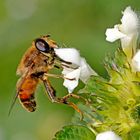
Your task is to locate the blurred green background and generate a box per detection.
[0,0,140,139]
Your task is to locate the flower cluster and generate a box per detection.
[71,6,140,140]
[106,6,140,71]
[55,6,140,94]
[105,6,139,59]
[53,6,140,140]
[102,6,140,140]
[54,6,140,140]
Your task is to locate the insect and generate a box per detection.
[9,35,84,119]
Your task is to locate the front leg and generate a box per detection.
[43,73,76,80]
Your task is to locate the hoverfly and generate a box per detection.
[9,35,84,119]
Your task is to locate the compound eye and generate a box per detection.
[35,39,50,53]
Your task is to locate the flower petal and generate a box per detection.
[132,50,140,71]
[54,48,81,65]
[119,7,139,50]
[80,58,97,83]
[105,25,126,42]
[121,6,139,35]
[62,67,73,75]
[63,68,81,93]
[96,131,122,140]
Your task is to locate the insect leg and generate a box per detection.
[42,78,83,119]
[55,58,78,69]
[61,93,88,104]
[59,93,88,120]
[61,100,84,120]
[43,73,76,81]
[42,78,60,103]
[54,65,60,69]
[43,73,63,79]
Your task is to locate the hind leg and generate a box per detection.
[42,78,83,120]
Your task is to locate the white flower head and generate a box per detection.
[96,131,122,140]
[54,48,96,93]
[105,6,139,49]
[132,50,140,71]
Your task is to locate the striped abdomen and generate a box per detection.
[17,75,39,112]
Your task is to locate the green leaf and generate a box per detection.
[53,125,96,140]
[129,132,140,140]
[128,126,140,140]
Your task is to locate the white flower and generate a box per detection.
[96,131,122,140]
[132,50,140,71]
[54,48,96,93]
[105,6,139,49]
